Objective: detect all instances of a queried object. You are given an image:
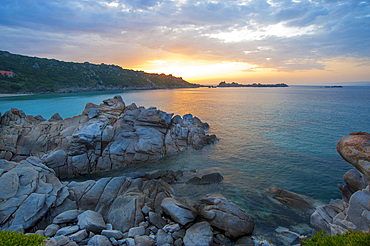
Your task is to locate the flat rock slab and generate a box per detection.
[53,210,84,224]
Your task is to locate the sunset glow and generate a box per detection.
[0,0,369,85]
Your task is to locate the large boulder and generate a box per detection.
[161,197,197,226]
[183,221,213,246]
[77,210,107,234]
[337,132,370,183]
[198,194,254,238]
[0,157,68,232]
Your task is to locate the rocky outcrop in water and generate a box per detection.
[0,96,217,178]
[0,157,255,245]
[310,132,370,235]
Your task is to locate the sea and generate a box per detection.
[1,86,369,244]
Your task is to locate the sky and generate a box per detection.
[0,0,369,85]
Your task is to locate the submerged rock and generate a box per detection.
[267,187,323,216]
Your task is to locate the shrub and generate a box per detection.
[0,230,48,246]
[302,229,370,246]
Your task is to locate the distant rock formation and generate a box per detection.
[217,81,288,87]
[310,132,370,235]
[0,96,217,178]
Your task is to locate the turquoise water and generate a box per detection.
[1,86,369,242]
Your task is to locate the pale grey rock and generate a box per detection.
[156,229,173,245]
[0,97,216,177]
[183,221,213,246]
[53,210,83,224]
[199,194,255,238]
[110,237,119,246]
[141,204,152,215]
[163,223,180,233]
[101,230,124,240]
[87,235,112,246]
[107,192,145,233]
[148,212,166,229]
[172,229,186,240]
[0,158,67,232]
[347,190,370,231]
[161,197,197,226]
[49,113,63,121]
[69,229,88,243]
[79,177,111,211]
[56,225,80,236]
[44,223,60,237]
[128,226,145,237]
[122,238,135,246]
[274,226,300,245]
[310,199,348,234]
[44,235,77,246]
[78,210,107,234]
[42,150,67,171]
[343,169,367,192]
[134,235,155,246]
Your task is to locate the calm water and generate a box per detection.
[1,86,369,243]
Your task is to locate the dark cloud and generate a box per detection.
[0,0,369,73]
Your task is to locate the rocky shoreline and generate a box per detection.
[0,96,369,245]
[0,95,216,178]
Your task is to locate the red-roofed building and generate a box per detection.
[0,71,15,77]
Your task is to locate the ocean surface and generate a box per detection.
[1,86,369,243]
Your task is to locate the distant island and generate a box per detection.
[0,51,199,94]
[217,81,288,88]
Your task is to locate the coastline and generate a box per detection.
[0,85,198,98]
[0,93,33,97]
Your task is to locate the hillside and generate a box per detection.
[0,51,198,93]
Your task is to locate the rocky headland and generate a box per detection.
[0,95,216,178]
[0,96,258,245]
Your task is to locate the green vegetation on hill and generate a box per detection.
[0,51,198,93]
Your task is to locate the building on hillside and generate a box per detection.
[0,71,15,77]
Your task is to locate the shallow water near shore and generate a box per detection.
[1,86,369,244]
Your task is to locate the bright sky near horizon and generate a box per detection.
[0,0,369,85]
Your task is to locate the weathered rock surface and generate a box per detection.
[0,157,67,232]
[1,156,259,245]
[0,96,217,178]
[161,197,198,226]
[198,194,255,238]
[183,221,213,246]
[311,132,370,235]
[337,132,370,183]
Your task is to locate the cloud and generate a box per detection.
[0,0,369,74]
